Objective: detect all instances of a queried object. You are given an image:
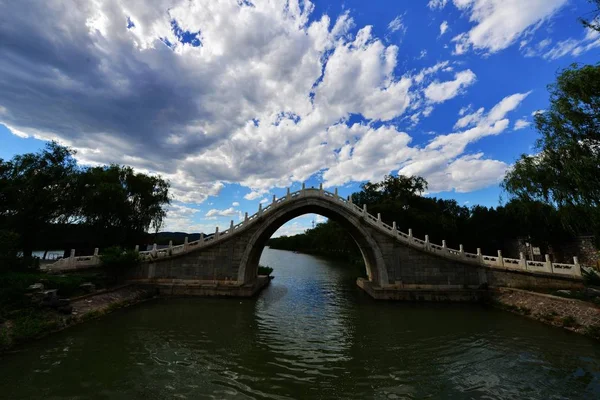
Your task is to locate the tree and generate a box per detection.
[580,0,600,32]
[503,63,600,233]
[77,165,170,246]
[0,142,79,257]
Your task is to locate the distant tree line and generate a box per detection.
[0,142,170,268]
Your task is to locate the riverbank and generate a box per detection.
[0,285,156,353]
[490,287,600,340]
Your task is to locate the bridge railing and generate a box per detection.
[44,185,583,278]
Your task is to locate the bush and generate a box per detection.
[561,315,579,328]
[258,265,273,276]
[100,246,140,269]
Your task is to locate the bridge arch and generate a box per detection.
[237,196,389,286]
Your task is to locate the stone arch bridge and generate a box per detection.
[48,186,584,299]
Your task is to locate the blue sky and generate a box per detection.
[1,0,599,237]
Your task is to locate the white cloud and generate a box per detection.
[451,0,568,55]
[0,0,518,203]
[232,201,240,207]
[514,119,531,130]
[388,15,406,34]
[532,109,545,116]
[543,28,600,60]
[205,207,238,217]
[400,92,530,192]
[259,198,269,204]
[428,0,449,9]
[439,21,449,36]
[424,70,477,103]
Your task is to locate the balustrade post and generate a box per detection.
[545,254,553,273]
[93,248,99,257]
[230,220,234,230]
[425,235,430,250]
[408,228,413,239]
[519,252,526,269]
[377,213,381,222]
[442,240,447,251]
[319,183,323,195]
[459,244,464,256]
[169,240,173,249]
[497,250,504,267]
[272,194,276,204]
[152,243,157,257]
[215,226,219,240]
[477,248,482,263]
[184,236,188,251]
[392,221,397,231]
[200,233,204,242]
[573,256,582,277]
[134,245,139,252]
[362,204,367,216]
[258,203,263,216]
[301,182,305,193]
[286,187,290,200]
[244,212,248,221]
[334,188,338,197]
[348,195,353,204]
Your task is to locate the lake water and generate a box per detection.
[1,248,599,399]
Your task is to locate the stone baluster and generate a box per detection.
[184,236,188,251]
[230,220,234,230]
[477,248,482,263]
[497,250,504,267]
[408,228,413,239]
[425,235,430,250]
[459,244,464,256]
[377,213,381,222]
[286,187,290,200]
[348,195,353,204]
[169,240,173,249]
[215,226,220,239]
[258,203,263,216]
[134,244,139,252]
[152,243,157,257]
[244,212,248,221]
[272,194,276,204]
[93,248,99,257]
[200,233,204,242]
[442,240,447,251]
[573,256,582,277]
[392,221,397,231]
[362,204,367,216]
[302,182,305,193]
[334,188,338,198]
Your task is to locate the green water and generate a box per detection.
[1,248,599,399]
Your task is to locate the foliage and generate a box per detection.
[503,63,600,235]
[0,143,171,259]
[0,142,80,257]
[580,0,600,32]
[560,315,579,328]
[0,230,21,271]
[10,310,59,343]
[258,265,273,276]
[100,246,140,270]
[77,165,170,245]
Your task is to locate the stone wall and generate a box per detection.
[491,288,600,338]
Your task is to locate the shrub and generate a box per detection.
[258,265,273,276]
[560,315,579,328]
[584,325,600,339]
[100,246,140,269]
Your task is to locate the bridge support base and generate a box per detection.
[357,278,488,302]
[131,276,272,297]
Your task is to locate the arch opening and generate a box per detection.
[237,200,388,286]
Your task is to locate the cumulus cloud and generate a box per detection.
[450,0,568,55]
[0,0,505,205]
[400,92,530,192]
[424,70,477,103]
[232,201,240,207]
